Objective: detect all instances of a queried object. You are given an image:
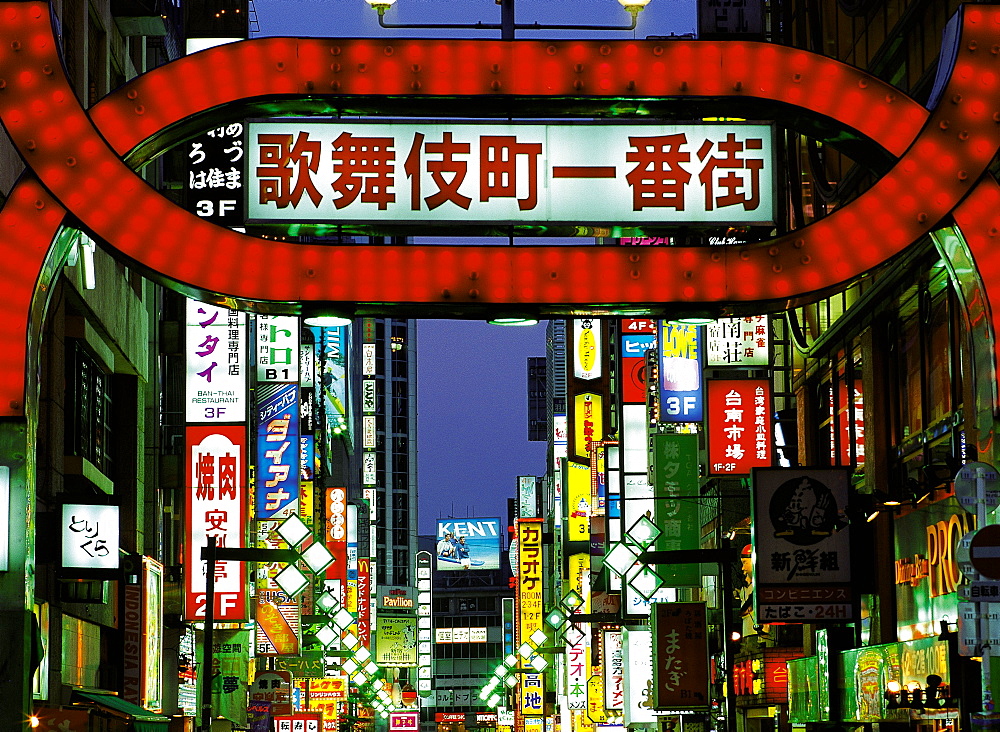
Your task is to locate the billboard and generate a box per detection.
[248,122,775,226]
[435,519,502,571]
[185,299,246,423]
[707,379,772,475]
[659,322,704,422]
[256,383,300,520]
[375,615,418,667]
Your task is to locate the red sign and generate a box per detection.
[251,671,293,717]
[436,713,467,723]
[357,557,371,646]
[184,425,248,621]
[390,711,420,731]
[707,379,771,475]
[325,486,347,582]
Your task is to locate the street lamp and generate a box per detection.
[363,0,655,41]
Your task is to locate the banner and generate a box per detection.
[652,603,709,709]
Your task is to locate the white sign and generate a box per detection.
[256,315,299,383]
[0,466,7,571]
[185,299,246,422]
[248,122,775,225]
[955,461,1000,512]
[62,504,119,569]
[706,316,770,366]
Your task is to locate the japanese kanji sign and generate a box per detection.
[517,518,545,717]
[652,602,709,710]
[659,322,704,422]
[651,433,701,587]
[603,629,625,710]
[707,379,772,475]
[752,468,854,623]
[248,122,774,226]
[61,503,119,570]
[185,122,245,227]
[185,298,247,423]
[184,425,248,621]
[706,316,770,367]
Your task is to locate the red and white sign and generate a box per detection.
[275,712,322,732]
[184,425,247,621]
[707,379,772,475]
[251,670,293,717]
[390,712,420,731]
[248,122,774,225]
[325,486,347,581]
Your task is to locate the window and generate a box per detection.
[67,341,112,474]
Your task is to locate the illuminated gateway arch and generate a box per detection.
[1,0,1000,723]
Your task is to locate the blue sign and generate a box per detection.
[621,333,656,357]
[435,518,503,571]
[659,322,704,422]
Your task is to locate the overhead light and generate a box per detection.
[303,314,353,327]
[670,314,716,326]
[488,317,539,327]
[300,542,335,574]
[276,514,310,548]
[274,564,309,598]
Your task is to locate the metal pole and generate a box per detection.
[501,0,515,40]
[200,535,217,732]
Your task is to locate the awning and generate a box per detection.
[74,691,169,730]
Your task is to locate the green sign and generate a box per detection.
[651,433,701,587]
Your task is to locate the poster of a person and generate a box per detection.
[455,536,471,569]
[436,532,456,558]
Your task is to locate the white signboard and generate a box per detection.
[622,627,655,725]
[185,299,246,422]
[706,315,770,366]
[62,504,119,569]
[256,315,299,383]
[0,466,7,571]
[248,122,775,225]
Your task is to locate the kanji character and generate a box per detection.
[625,133,692,210]
[695,133,763,211]
[257,131,323,208]
[331,131,395,210]
[480,135,541,210]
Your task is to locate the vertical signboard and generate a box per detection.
[256,315,299,383]
[185,122,246,228]
[707,379,772,475]
[255,521,301,656]
[416,551,433,695]
[185,299,247,423]
[621,319,657,404]
[517,519,545,717]
[652,603,709,709]
[325,486,348,581]
[651,433,701,587]
[143,558,164,712]
[519,476,538,518]
[659,323,703,422]
[752,468,853,623]
[622,628,655,725]
[603,629,625,710]
[184,425,247,621]
[375,616,418,666]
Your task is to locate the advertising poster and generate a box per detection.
[434,518,502,571]
[205,628,250,726]
[752,468,853,623]
[375,615,418,666]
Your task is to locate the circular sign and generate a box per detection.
[967,525,1000,580]
[954,462,1000,513]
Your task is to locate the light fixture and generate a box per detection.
[274,564,309,597]
[276,514,310,547]
[333,608,355,631]
[545,607,568,629]
[518,642,534,660]
[504,675,519,688]
[628,564,664,601]
[303,313,353,327]
[626,515,661,549]
[354,645,371,663]
[342,631,360,650]
[561,590,585,611]
[488,317,539,327]
[604,541,640,577]
[564,624,586,647]
[617,0,651,15]
[669,314,716,326]
[342,657,359,675]
[315,624,338,648]
[530,628,548,646]
[316,591,339,613]
[529,654,548,672]
[300,542,335,574]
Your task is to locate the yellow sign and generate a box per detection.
[566,461,592,541]
[573,393,603,461]
[517,519,545,717]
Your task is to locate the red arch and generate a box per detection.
[1,3,1000,415]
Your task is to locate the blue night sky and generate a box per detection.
[251,0,696,535]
